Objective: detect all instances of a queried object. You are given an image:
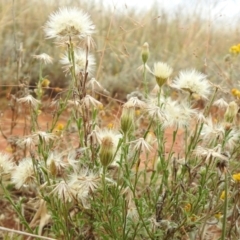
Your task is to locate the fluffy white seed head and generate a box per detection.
[32,53,53,64]
[44,7,95,41]
[172,69,211,99]
[11,158,35,189]
[0,153,15,176]
[60,49,95,76]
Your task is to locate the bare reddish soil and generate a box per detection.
[0,107,184,154]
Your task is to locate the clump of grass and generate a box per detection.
[1,2,240,240]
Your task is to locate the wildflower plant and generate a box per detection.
[2,5,240,240]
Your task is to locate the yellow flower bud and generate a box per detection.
[41,79,50,88]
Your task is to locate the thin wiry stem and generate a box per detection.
[96,10,114,80]
[0,226,56,240]
[221,172,228,240]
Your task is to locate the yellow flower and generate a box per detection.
[107,123,114,129]
[232,88,240,98]
[220,190,226,200]
[53,123,64,136]
[41,79,50,88]
[229,45,240,54]
[135,109,141,116]
[56,123,64,131]
[184,203,191,212]
[232,88,238,96]
[233,173,240,182]
[215,212,222,219]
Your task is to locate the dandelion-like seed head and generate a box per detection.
[33,131,57,144]
[67,169,100,208]
[51,180,73,203]
[86,78,105,92]
[213,98,229,109]
[153,62,173,87]
[17,95,40,108]
[194,145,228,163]
[80,95,103,109]
[60,48,95,76]
[224,128,239,150]
[145,102,165,122]
[123,97,146,109]
[172,69,211,99]
[46,152,67,176]
[16,135,37,149]
[201,117,225,143]
[69,168,100,194]
[0,153,14,176]
[162,98,196,128]
[32,53,53,64]
[11,158,35,189]
[129,138,152,153]
[44,7,95,41]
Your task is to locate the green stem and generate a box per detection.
[221,172,228,240]
[157,86,162,106]
[143,64,148,98]
[69,38,77,87]
[102,166,107,205]
[0,181,33,233]
[203,86,218,116]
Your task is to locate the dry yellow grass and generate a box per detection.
[0,0,239,103]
